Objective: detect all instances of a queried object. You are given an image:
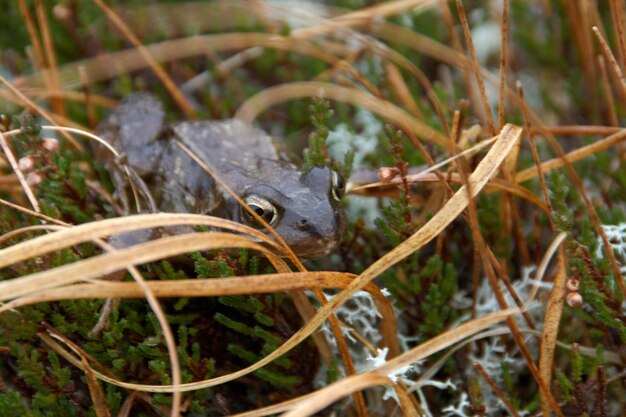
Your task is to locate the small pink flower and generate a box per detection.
[26,172,42,186]
[566,292,583,307]
[18,156,35,172]
[42,137,60,152]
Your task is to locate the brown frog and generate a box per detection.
[97,92,346,258]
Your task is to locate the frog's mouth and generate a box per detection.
[233,207,346,259]
[287,235,342,259]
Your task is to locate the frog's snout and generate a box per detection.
[286,205,346,259]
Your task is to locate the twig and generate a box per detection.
[0,131,40,213]
[456,0,496,135]
[35,0,65,117]
[593,26,626,104]
[473,361,521,417]
[498,0,509,130]
[0,74,82,149]
[92,0,195,119]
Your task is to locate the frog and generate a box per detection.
[97,92,346,259]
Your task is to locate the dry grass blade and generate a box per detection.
[235,81,449,145]
[597,55,619,127]
[81,356,112,417]
[527,232,568,305]
[1,272,357,310]
[284,307,521,417]
[0,213,276,269]
[517,82,555,231]
[0,196,67,225]
[456,0,495,135]
[609,0,626,69]
[385,62,423,118]
[351,174,549,214]
[515,128,626,183]
[0,131,40,213]
[498,0,509,130]
[379,308,521,378]
[539,246,568,417]
[91,0,194,118]
[12,89,117,107]
[473,361,521,417]
[23,33,343,89]
[291,0,437,39]
[0,231,284,302]
[35,0,64,117]
[281,374,394,417]
[17,0,45,71]
[593,26,626,103]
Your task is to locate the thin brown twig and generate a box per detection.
[386,62,423,119]
[597,55,619,127]
[0,197,65,226]
[473,361,521,417]
[437,0,480,118]
[456,0,496,135]
[538,125,622,135]
[91,0,195,119]
[0,132,40,213]
[498,0,509,130]
[579,1,598,90]
[79,66,96,128]
[17,0,45,70]
[35,0,65,117]
[609,0,626,71]
[0,88,116,108]
[593,26,626,104]
[516,82,555,231]
[0,75,82,149]
[515,128,626,183]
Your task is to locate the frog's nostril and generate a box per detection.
[296,218,311,231]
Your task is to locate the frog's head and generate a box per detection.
[236,166,347,259]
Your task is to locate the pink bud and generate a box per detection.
[26,172,42,186]
[53,4,71,21]
[378,167,398,182]
[566,278,580,292]
[566,292,583,307]
[41,137,59,152]
[18,156,35,172]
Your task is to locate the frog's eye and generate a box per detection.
[241,194,279,227]
[331,171,345,201]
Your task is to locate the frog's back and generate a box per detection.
[97,92,166,177]
[172,120,288,172]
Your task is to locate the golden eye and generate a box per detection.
[331,171,345,201]
[241,194,278,227]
